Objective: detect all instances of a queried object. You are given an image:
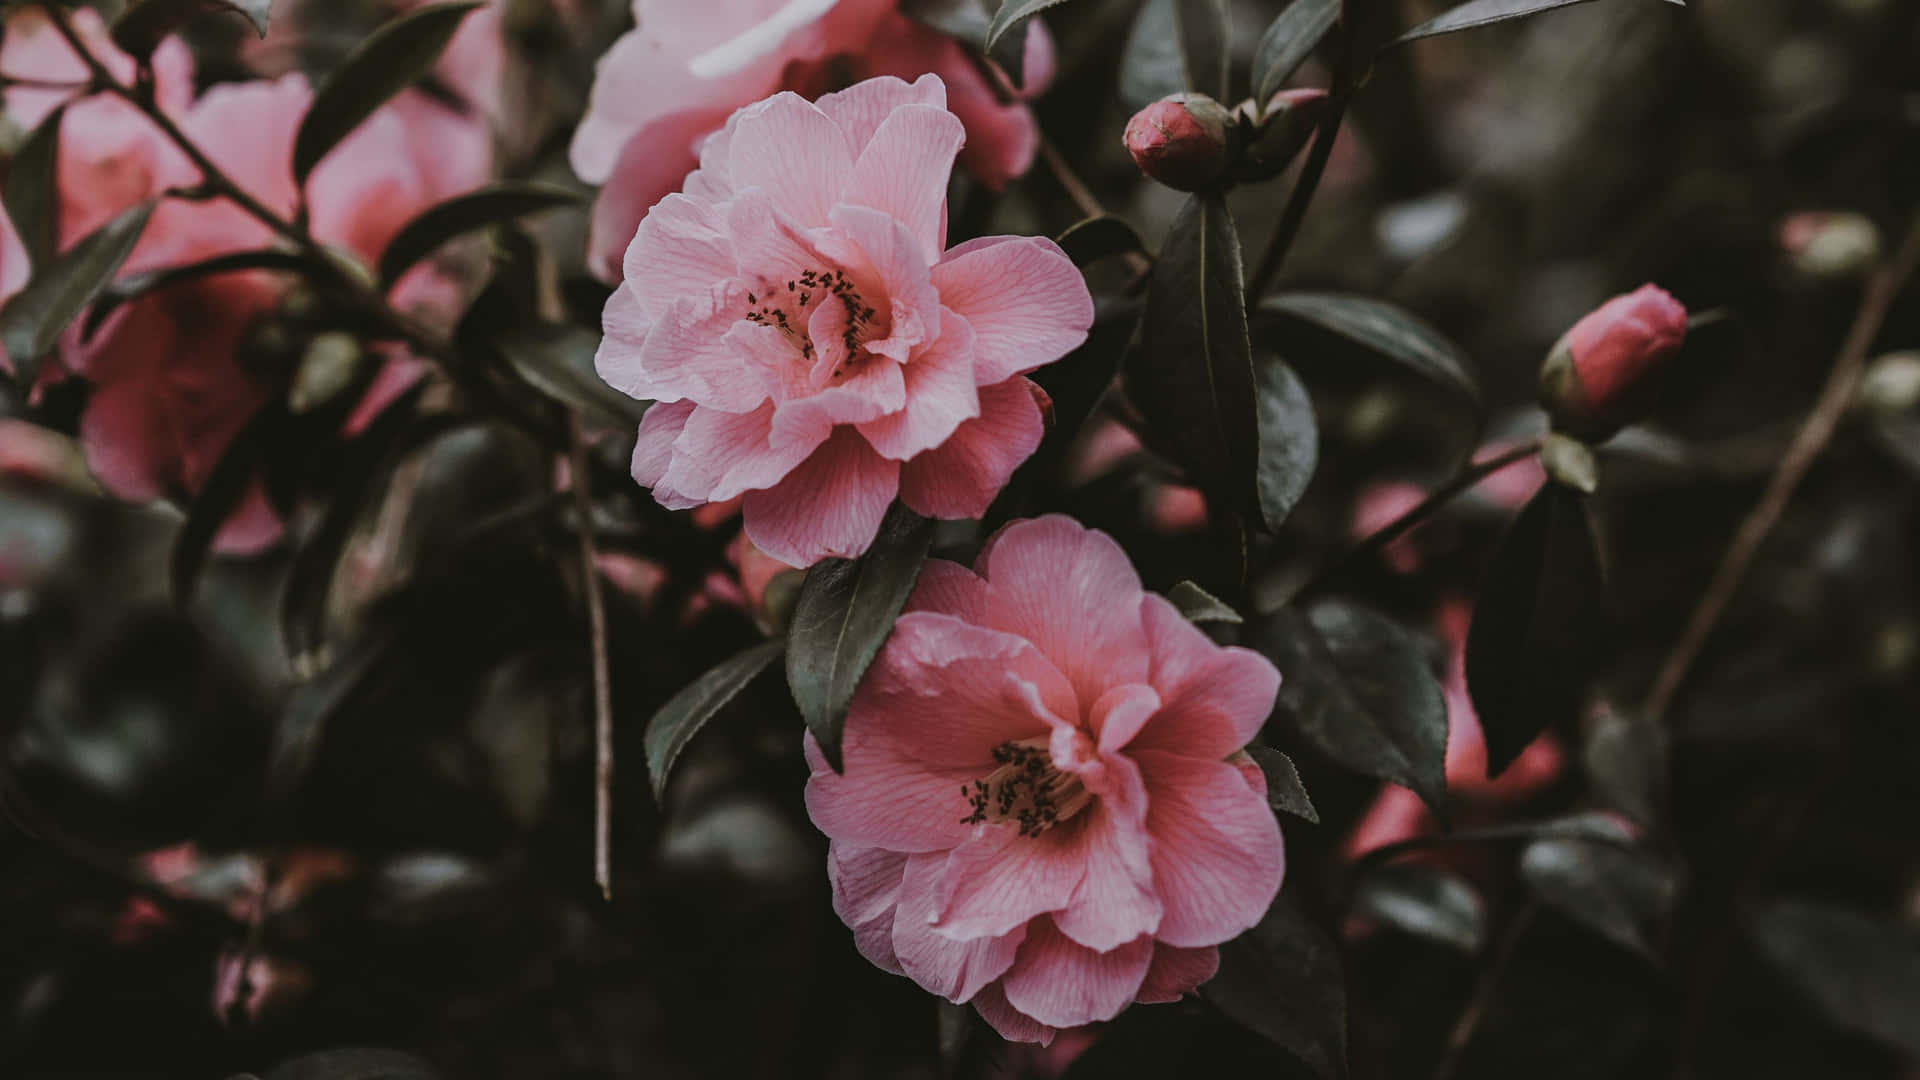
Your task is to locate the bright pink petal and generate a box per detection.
[816,205,940,364]
[856,307,979,461]
[930,823,1086,942]
[596,286,654,399]
[1050,766,1160,951]
[1134,944,1219,1004]
[894,853,1025,1003]
[930,236,1092,384]
[815,73,947,158]
[622,191,738,320]
[904,557,998,624]
[898,376,1044,520]
[661,400,820,504]
[741,426,899,566]
[631,400,695,501]
[723,93,853,228]
[853,610,1079,758]
[1127,594,1281,759]
[587,109,732,282]
[830,843,907,975]
[634,287,773,411]
[1091,683,1161,754]
[1136,750,1285,948]
[971,982,1055,1046]
[839,103,964,263]
[859,15,1038,191]
[999,919,1154,1028]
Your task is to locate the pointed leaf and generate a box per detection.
[1255,353,1318,531]
[1253,0,1341,103]
[1246,743,1318,822]
[1127,192,1260,527]
[5,105,65,273]
[292,1,484,185]
[1206,894,1348,1079]
[1175,0,1230,100]
[1168,579,1242,624]
[378,183,581,289]
[1119,0,1186,109]
[1260,292,1479,408]
[1056,215,1150,269]
[1747,899,1920,1057]
[83,249,310,341]
[497,323,650,429]
[1520,834,1676,960]
[112,0,271,61]
[1253,598,1449,816]
[647,640,785,801]
[1464,484,1609,775]
[1394,0,1684,46]
[786,502,935,770]
[984,0,1069,51]
[171,402,283,605]
[1352,862,1486,951]
[0,201,153,390]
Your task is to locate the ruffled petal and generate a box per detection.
[893,853,1025,1003]
[897,376,1045,520]
[1135,750,1285,948]
[998,919,1154,1029]
[1128,595,1281,760]
[929,236,1092,384]
[1134,944,1219,1004]
[856,307,979,461]
[741,426,899,565]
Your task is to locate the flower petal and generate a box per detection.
[630,399,695,501]
[929,823,1086,942]
[930,235,1092,384]
[998,919,1154,1029]
[1128,594,1281,760]
[819,204,940,362]
[742,425,899,566]
[815,73,947,159]
[971,982,1055,1046]
[830,843,908,975]
[1135,750,1285,948]
[894,853,1025,1002]
[856,307,979,461]
[622,191,737,319]
[839,102,964,264]
[898,376,1044,520]
[1050,760,1161,952]
[1134,944,1219,1004]
[724,92,853,228]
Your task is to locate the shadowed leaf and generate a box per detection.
[1747,899,1920,1057]
[1393,0,1683,46]
[1253,0,1341,102]
[1255,353,1318,530]
[1207,894,1348,1078]
[4,104,64,273]
[647,641,785,801]
[378,183,581,289]
[1168,580,1242,624]
[1520,832,1676,960]
[1352,862,1485,951]
[1246,743,1318,822]
[1056,215,1150,269]
[0,201,153,390]
[112,0,270,60]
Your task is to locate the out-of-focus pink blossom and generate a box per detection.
[601,76,1092,566]
[1539,284,1688,442]
[0,204,28,378]
[570,0,1055,281]
[806,516,1285,1042]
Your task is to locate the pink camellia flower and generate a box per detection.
[805,515,1286,1043]
[1537,284,1688,442]
[570,0,1054,281]
[601,75,1093,567]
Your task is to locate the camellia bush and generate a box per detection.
[2,0,1918,1076]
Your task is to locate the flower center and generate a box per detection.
[742,267,880,377]
[960,738,1093,837]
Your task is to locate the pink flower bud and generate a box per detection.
[1123,93,1234,192]
[1538,284,1688,441]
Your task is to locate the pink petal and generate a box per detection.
[856,307,979,461]
[1051,771,1161,952]
[1127,595,1280,760]
[930,823,1087,942]
[635,288,774,411]
[855,610,1079,759]
[971,982,1056,1046]
[742,426,899,565]
[830,843,908,975]
[1136,750,1285,948]
[631,400,696,501]
[723,93,853,228]
[820,204,941,362]
[815,73,948,158]
[898,376,1045,520]
[687,0,840,79]
[999,919,1154,1029]
[904,558,998,625]
[1090,683,1161,754]
[1134,944,1220,1004]
[587,109,733,282]
[859,16,1038,191]
[661,400,820,504]
[622,191,737,321]
[596,286,654,400]
[930,236,1092,384]
[838,103,964,264]
[768,353,907,449]
[894,853,1025,1003]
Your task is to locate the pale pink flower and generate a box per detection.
[805,516,1286,1042]
[570,0,1055,281]
[0,203,27,376]
[601,75,1093,567]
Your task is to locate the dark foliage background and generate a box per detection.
[2,0,1919,1077]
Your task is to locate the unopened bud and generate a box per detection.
[1231,87,1330,182]
[1124,93,1235,192]
[1541,431,1599,493]
[1779,211,1881,280]
[289,331,364,414]
[1538,284,1688,442]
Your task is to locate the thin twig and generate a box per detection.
[1247,36,1355,301]
[1035,136,1153,281]
[569,414,615,900]
[1642,211,1920,725]
[1433,901,1537,1080]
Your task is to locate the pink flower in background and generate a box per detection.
[601,75,1092,566]
[0,203,27,376]
[570,0,1054,281]
[805,516,1285,1042]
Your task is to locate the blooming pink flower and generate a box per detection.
[570,0,1054,281]
[600,75,1093,567]
[805,516,1286,1042]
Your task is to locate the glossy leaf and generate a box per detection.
[1127,192,1260,528]
[1056,215,1150,269]
[984,0,1069,51]
[83,249,310,341]
[1747,899,1920,1057]
[112,0,271,60]
[292,2,484,184]
[786,503,935,770]
[1246,743,1319,822]
[1119,0,1186,108]
[1394,0,1683,45]
[1168,580,1242,624]
[497,324,651,429]
[1255,354,1318,531]
[1253,0,1341,103]
[4,105,64,272]
[1352,862,1486,951]
[1255,598,1449,816]
[1260,292,1479,409]
[171,403,283,605]
[1175,0,1230,100]
[378,183,581,289]
[1207,895,1347,1078]
[0,201,153,390]
[1464,484,1610,775]
[646,641,785,801]
[1520,834,1676,960]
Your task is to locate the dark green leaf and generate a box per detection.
[646,640,784,801]
[1207,895,1347,1078]
[1056,215,1149,269]
[171,403,283,605]
[1255,598,1449,816]
[1520,834,1675,959]
[1119,0,1186,109]
[83,249,309,341]
[786,503,935,770]
[1168,579,1242,624]
[292,2,483,185]
[112,0,271,60]
[1175,0,1230,100]
[1260,292,1479,409]
[497,323,650,429]
[1581,706,1666,828]
[1253,0,1341,103]
[902,0,992,43]
[1126,192,1260,527]
[1747,899,1920,1057]
[5,105,64,273]
[0,201,153,390]
[263,1046,440,1080]
[1393,0,1683,45]
[1352,862,1485,951]
[1463,484,1609,775]
[1246,743,1318,822]
[984,0,1069,51]
[378,182,581,289]
[1255,353,1318,531]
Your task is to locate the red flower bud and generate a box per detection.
[1538,284,1688,441]
[1123,93,1234,192]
